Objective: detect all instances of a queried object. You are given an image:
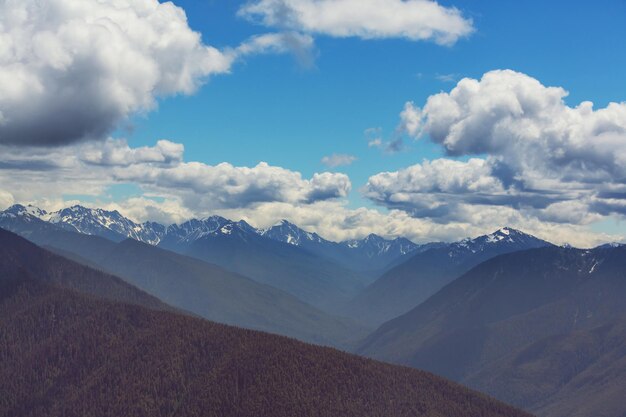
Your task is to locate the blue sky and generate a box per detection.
[122,0,626,211]
[1,0,625,246]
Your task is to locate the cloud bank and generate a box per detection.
[0,138,351,211]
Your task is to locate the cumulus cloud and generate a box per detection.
[402,70,626,181]
[0,0,313,147]
[368,69,626,232]
[117,160,351,209]
[364,158,506,217]
[321,153,357,167]
[0,139,351,211]
[80,139,184,167]
[238,0,474,45]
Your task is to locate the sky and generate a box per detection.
[0,0,626,247]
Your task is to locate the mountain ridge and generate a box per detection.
[2,204,427,274]
[345,227,553,326]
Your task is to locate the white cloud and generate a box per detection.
[403,69,626,183]
[364,158,505,216]
[367,69,626,239]
[238,0,474,45]
[0,139,351,211]
[321,153,357,167]
[0,0,312,146]
[365,126,405,154]
[116,161,351,209]
[80,139,184,167]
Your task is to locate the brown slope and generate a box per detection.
[0,227,167,311]
[0,280,533,417]
[0,228,532,417]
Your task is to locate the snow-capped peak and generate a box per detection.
[41,205,163,244]
[3,204,48,218]
[260,220,325,246]
[449,227,550,257]
[342,234,419,258]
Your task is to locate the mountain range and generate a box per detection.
[2,203,626,417]
[3,204,419,272]
[0,212,365,348]
[0,204,427,310]
[0,228,532,417]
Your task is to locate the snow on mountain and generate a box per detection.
[448,227,550,258]
[342,234,419,258]
[1,204,164,244]
[45,205,164,244]
[161,216,259,247]
[595,242,624,249]
[0,205,563,266]
[260,221,422,261]
[1,204,50,219]
[260,220,327,246]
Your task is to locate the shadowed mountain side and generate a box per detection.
[358,246,626,417]
[162,229,367,313]
[465,318,626,417]
[1,223,367,348]
[0,210,368,315]
[86,238,368,348]
[0,278,533,417]
[0,228,167,311]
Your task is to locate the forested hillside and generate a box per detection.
[0,230,532,417]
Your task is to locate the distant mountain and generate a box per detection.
[594,242,624,249]
[0,218,366,347]
[346,227,552,326]
[261,219,329,246]
[358,245,626,417]
[1,204,424,289]
[59,237,367,348]
[159,217,366,312]
[2,204,164,243]
[0,250,532,417]
[261,220,422,276]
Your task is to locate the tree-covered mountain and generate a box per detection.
[0,238,532,417]
[358,245,626,417]
[347,228,551,326]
